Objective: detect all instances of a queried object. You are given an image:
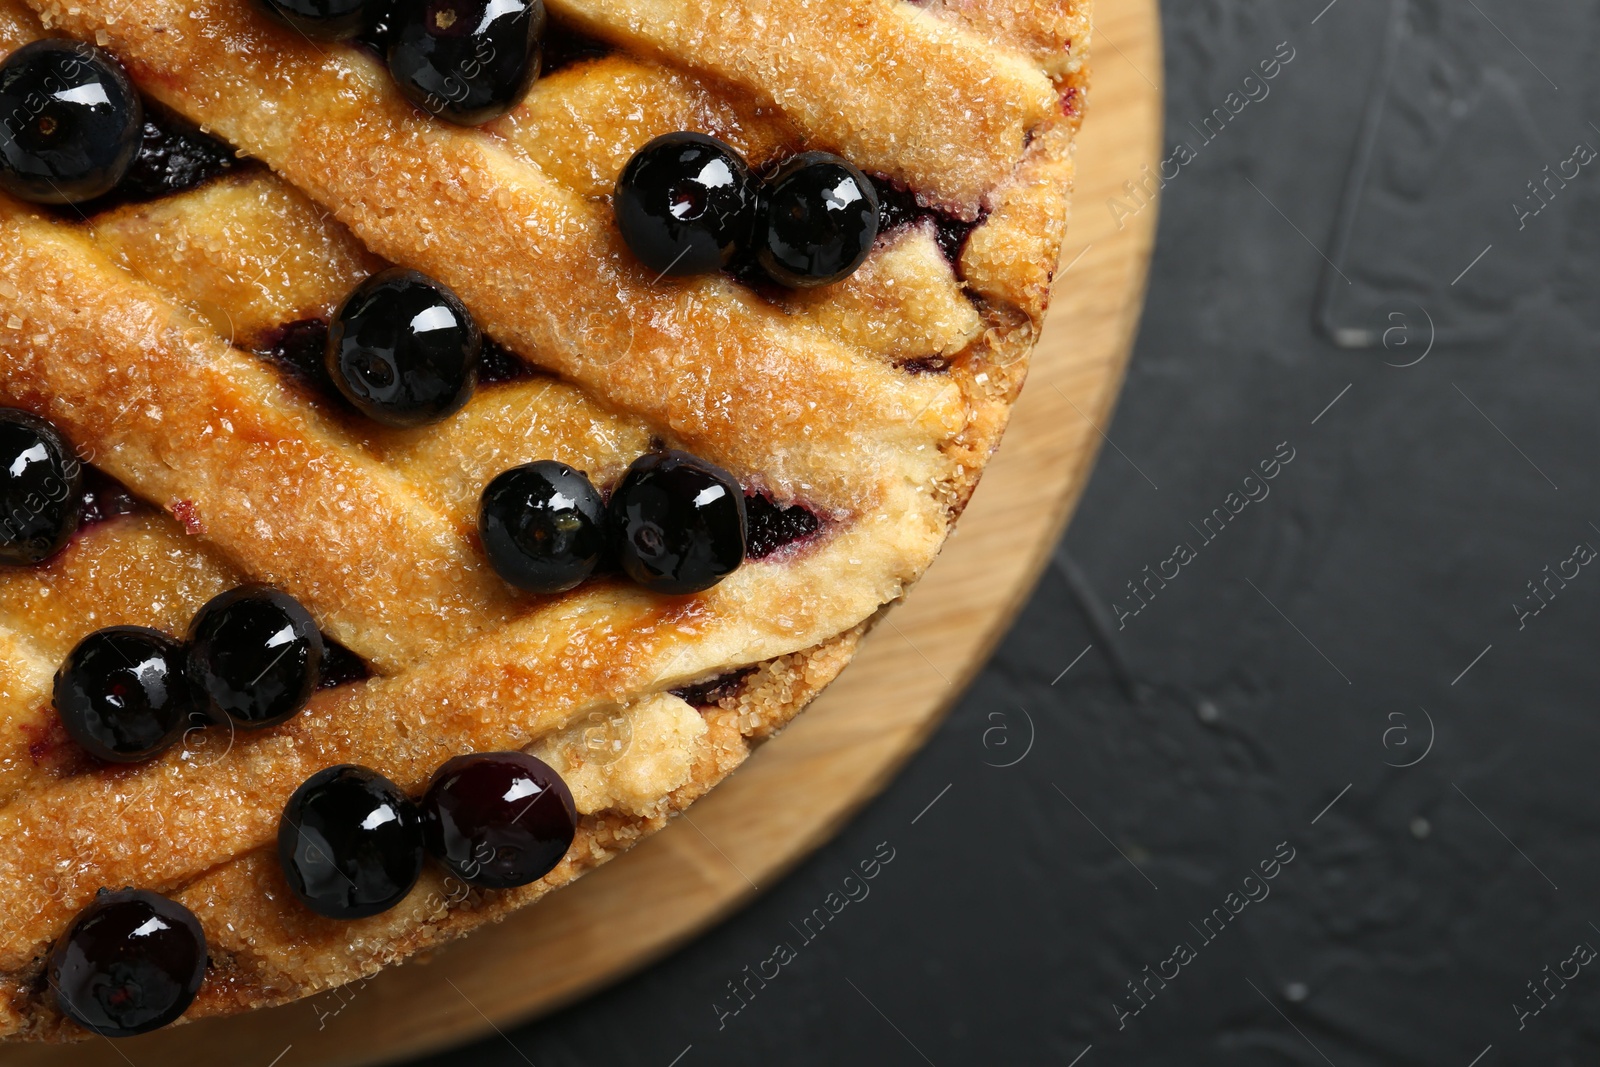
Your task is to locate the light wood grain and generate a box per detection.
[19,1,1160,1062]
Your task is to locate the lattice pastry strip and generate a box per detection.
[489,52,991,356]
[925,0,1093,74]
[87,176,386,348]
[547,0,1057,211]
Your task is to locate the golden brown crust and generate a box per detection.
[547,0,1057,213]
[88,174,384,346]
[0,0,1089,1039]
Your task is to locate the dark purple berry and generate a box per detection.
[387,0,546,126]
[422,752,577,888]
[758,151,880,288]
[0,40,143,205]
[0,407,82,565]
[609,450,746,595]
[278,765,425,919]
[327,268,481,427]
[614,132,762,277]
[48,888,207,1038]
[54,627,194,763]
[479,461,607,594]
[187,585,325,729]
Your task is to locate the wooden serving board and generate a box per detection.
[20,2,1161,1062]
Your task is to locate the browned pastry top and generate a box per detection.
[0,0,1088,1039]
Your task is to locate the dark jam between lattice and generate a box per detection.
[869,174,980,265]
[744,492,823,560]
[66,105,236,216]
[77,467,139,530]
[257,318,336,395]
[671,667,756,708]
[540,20,615,74]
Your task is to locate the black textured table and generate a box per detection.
[414,2,1600,1063]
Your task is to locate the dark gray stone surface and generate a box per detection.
[414,1,1600,1062]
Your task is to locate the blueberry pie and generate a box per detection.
[0,0,1089,1040]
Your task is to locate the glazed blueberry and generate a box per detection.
[757,151,880,288]
[254,0,372,39]
[327,268,481,427]
[54,627,194,763]
[0,40,143,205]
[278,765,426,919]
[614,132,761,277]
[422,751,577,888]
[187,586,325,729]
[387,0,546,126]
[479,461,607,594]
[0,407,83,566]
[47,888,207,1037]
[609,450,746,595]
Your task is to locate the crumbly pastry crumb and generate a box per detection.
[0,0,1089,1039]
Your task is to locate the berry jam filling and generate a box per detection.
[257,317,337,394]
[671,666,756,708]
[869,174,980,266]
[55,104,237,218]
[900,356,954,375]
[77,466,140,530]
[479,336,537,383]
[540,19,614,74]
[743,492,823,560]
[318,636,370,690]
[92,106,236,209]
